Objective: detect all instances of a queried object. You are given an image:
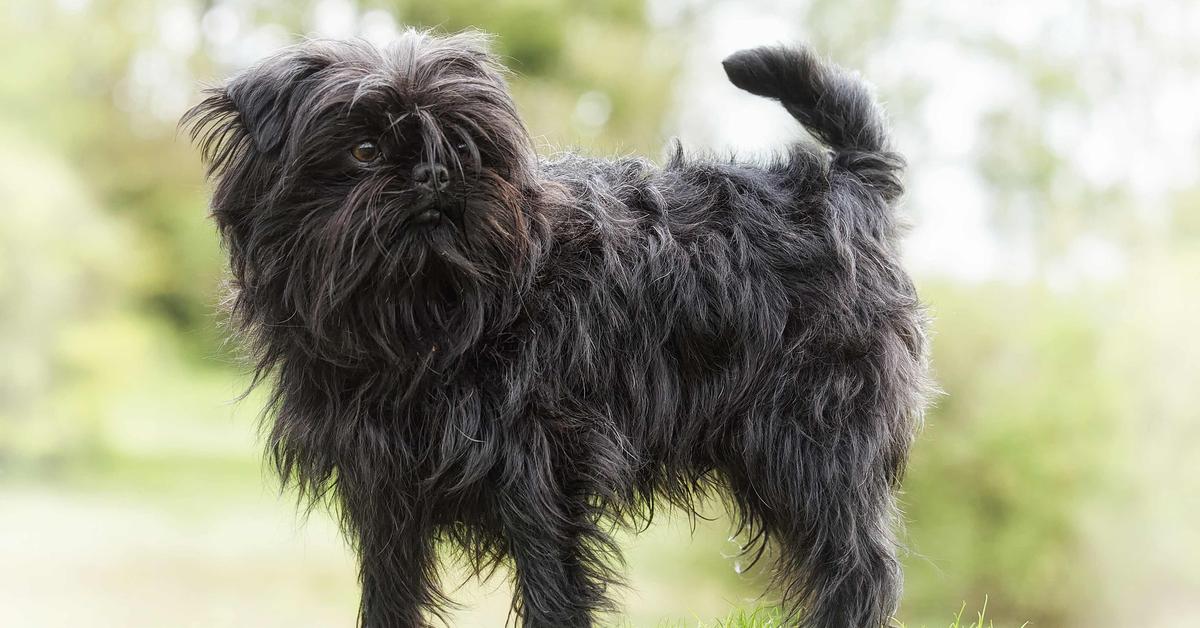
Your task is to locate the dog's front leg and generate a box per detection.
[498,476,614,627]
[356,520,442,628]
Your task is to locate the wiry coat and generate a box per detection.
[184,30,928,628]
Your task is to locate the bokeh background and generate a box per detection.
[2,0,1198,626]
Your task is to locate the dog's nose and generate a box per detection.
[412,163,450,192]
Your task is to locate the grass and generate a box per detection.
[693,597,1028,628]
[708,607,786,627]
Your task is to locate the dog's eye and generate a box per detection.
[350,141,381,163]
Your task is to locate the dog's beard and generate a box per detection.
[226,168,536,373]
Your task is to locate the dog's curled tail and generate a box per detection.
[722,45,903,200]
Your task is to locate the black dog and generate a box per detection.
[184,30,927,628]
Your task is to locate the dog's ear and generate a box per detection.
[223,46,331,154]
[183,45,330,163]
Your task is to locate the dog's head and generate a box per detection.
[185,31,547,368]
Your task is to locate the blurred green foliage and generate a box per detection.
[1,0,1198,627]
[904,282,1122,626]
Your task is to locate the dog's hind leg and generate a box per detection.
[725,346,920,627]
[727,425,904,627]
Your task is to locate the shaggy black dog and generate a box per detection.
[184,29,928,628]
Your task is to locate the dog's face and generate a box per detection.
[186,32,543,367]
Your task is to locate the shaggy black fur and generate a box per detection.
[183,30,928,628]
